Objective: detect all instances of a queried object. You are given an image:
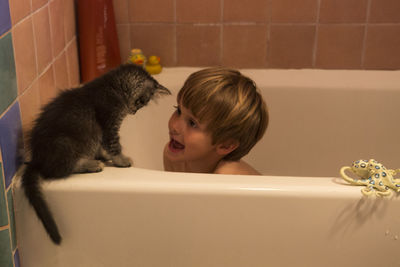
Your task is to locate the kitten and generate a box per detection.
[21,64,170,245]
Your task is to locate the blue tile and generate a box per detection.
[0,229,13,267]
[14,249,20,267]
[7,189,16,250]
[0,163,8,227]
[0,0,11,36]
[0,33,18,115]
[0,102,23,188]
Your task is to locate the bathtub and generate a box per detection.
[13,68,400,267]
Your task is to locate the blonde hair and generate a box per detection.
[178,67,268,161]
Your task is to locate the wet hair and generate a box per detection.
[177,67,268,161]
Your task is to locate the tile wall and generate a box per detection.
[114,0,400,69]
[0,0,79,266]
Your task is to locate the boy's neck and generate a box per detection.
[182,156,224,174]
[184,162,217,174]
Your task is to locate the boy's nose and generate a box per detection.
[169,115,181,135]
[169,125,179,135]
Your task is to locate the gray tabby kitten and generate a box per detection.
[21,64,170,245]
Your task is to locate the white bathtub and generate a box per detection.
[14,68,400,267]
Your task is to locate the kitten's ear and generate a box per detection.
[155,83,171,95]
[144,80,171,96]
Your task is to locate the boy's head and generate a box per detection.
[177,67,268,161]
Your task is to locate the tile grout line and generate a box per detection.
[220,0,224,65]
[31,3,40,81]
[0,27,12,39]
[47,0,58,63]
[361,0,372,69]
[312,0,321,68]
[0,161,10,235]
[0,225,9,231]
[126,0,132,63]
[0,99,19,120]
[265,0,272,68]
[5,186,15,257]
[173,0,177,65]
[63,1,72,89]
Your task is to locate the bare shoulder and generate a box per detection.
[214,160,261,175]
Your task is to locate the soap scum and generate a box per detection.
[164,67,268,175]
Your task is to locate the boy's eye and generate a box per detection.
[188,119,197,128]
[173,105,198,128]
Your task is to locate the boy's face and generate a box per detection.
[165,102,221,166]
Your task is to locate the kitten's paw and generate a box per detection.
[111,154,133,167]
[96,148,112,162]
[73,159,104,173]
[88,161,105,172]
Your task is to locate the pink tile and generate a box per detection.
[113,0,129,24]
[9,0,31,25]
[12,17,37,94]
[54,52,70,90]
[271,0,318,23]
[130,24,176,66]
[316,25,364,69]
[177,25,221,66]
[49,0,65,57]
[269,25,315,68]
[38,65,56,105]
[33,5,53,75]
[369,0,400,23]
[319,0,368,23]
[223,0,269,22]
[128,0,174,22]
[32,0,48,11]
[66,39,80,86]
[63,0,76,43]
[364,25,400,69]
[222,25,268,68]
[19,81,41,137]
[177,0,221,23]
[117,24,131,63]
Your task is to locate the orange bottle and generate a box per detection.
[76,0,121,83]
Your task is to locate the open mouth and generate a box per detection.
[168,138,185,152]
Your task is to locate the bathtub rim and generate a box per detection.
[12,165,369,199]
[156,67,400,92]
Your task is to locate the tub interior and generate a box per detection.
[121,67,400,177]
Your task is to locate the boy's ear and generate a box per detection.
[216,139,239,156]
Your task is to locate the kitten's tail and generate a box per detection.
[21,164,62,245]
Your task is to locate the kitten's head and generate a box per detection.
[113,64,171,114]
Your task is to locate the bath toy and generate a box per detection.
[340,159,400,197]
[145,55,162,75]
[128,48,146,67]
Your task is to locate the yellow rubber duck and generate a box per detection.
[128,49,146,67]
[145,55,162,75]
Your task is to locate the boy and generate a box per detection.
[163,67,268,175]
